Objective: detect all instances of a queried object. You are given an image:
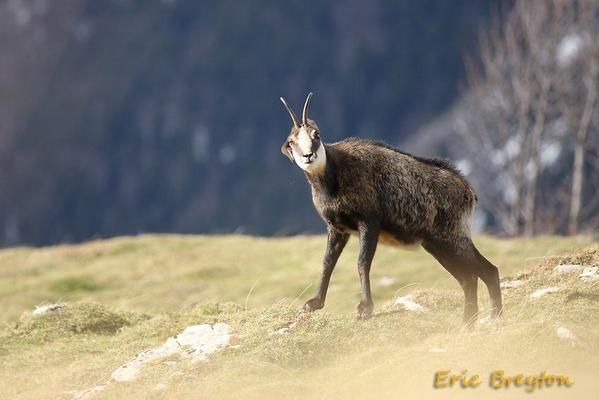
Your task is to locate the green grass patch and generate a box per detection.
[50,276,102,294]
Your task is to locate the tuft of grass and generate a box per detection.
[4,302,149,344]
[537,244,599,270]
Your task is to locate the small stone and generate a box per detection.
[269,327,289,336]
[556,326,576,341]
[33,304,63,315]
[394,295,428,313]
[580,266,599,282]
[554,264,585,274]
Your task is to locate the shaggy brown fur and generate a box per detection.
[280,94,503,323]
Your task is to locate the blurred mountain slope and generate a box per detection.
[0,0,500,245]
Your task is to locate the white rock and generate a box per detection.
[72,324,231,399]
[269,327,289,336]
[33,303,63,315]
[377,276,396,287]
[554,264,585,274]
[111,323,231,382]
[530,287,560,299]
[500,280,525,289]
[394,295,428,313]
[580,266,599,282]
[556,326,576,341]
[268,319,299,336]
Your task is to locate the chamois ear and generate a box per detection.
[281,140,294,162]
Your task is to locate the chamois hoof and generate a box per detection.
[303,297,324,312]
[356,301,373,320]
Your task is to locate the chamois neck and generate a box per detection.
[306,146,338,195]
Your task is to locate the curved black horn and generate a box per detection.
[280,97,300,128]
[302,92,313,126]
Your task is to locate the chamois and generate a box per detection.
[279,92,503,323]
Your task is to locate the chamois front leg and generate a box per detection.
[303,227,350,313]
[356,220,380,320]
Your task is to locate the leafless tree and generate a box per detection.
[462,0,599,236]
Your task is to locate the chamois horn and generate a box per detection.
[302,92,313,126]
[280,97,300,128]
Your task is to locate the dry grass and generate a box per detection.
[0,235,597,399]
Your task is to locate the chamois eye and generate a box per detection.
[313,131,320,139]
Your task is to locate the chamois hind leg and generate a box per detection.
[355,221,380,320]
[468,239,503,318]
[421,238,480,326]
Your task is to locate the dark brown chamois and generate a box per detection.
[279,92,503,323]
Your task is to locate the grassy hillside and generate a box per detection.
[1,235,598,399]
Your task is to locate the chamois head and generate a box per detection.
[280,92,326,174]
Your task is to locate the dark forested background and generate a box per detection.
[0,0,503,246]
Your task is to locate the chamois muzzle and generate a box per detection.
[303,152,316,164]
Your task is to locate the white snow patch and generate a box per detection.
[394,295,428,313]
[557,33,584,67]
[554,264,585,274]
[580,266,599,282]
[530,287,560,299]
[500,279,525,289]
[524,160,538,181]
[112,323,231,382]
[556,326,577,341]
[540,141,562,167]
[377,276,396,287]
[551,117,569,137]
[494,174,518,205]
[33,303,63,315]
[504,136,521,159]
[455,159,472,176]
[218,145,236,164]
[490,148,506,167]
